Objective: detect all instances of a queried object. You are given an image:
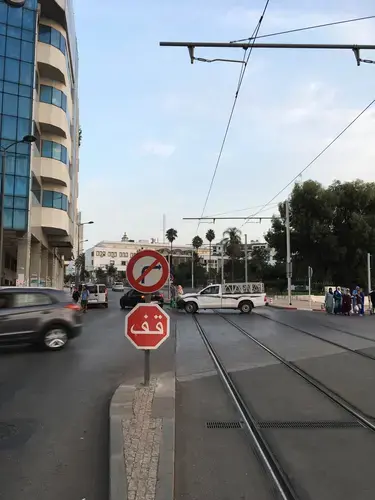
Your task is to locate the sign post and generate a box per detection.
[126,249,170,386]
[308,266,313,309]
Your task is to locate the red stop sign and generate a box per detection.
[125,303,170,350]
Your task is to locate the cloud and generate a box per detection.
[140,140,176,158]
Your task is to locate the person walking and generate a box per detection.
[370,288,375,314]
[333,286,342,314]
[342,289,352,316]
[80,285,89,313]
[72,287,80,304]
[325,288,334,314]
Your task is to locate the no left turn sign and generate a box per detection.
[127,249,169,294]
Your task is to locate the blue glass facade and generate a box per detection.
[0,0,37,230]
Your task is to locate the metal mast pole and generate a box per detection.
[286,201,292,305]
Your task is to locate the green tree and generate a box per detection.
[222,227,242,281]
[192,235,204,287]
[75,253,85,282]
[166,228,178,270]
[249,246,270,280]
[206,229,215,280]
[106,264,117,282]
[265,179,375,287]
[95,267,107,283]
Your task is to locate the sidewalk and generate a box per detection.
[110,373,175,500]
[268,297,324,312]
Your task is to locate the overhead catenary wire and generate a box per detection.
[196,0,271,233]
[241,97,375,226]
[205,202,279,218]
[230,14,375,44]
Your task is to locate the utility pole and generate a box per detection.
[191,248,194,289]
[221,245,224,286]
[244,234,248,285]
[367,253,371,313]
[285,201,292,305]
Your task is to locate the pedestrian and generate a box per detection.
[370,289,375,314]
[333,286,342,314]
[342,289,352,316]
[325,287,334,314]
[80,285,89,313]
[356,288,364,316]
[177,284,184,298]
[72,287,80,303]
[170,283,176,308]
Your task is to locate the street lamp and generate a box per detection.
[0,135,36,285]
[75,221,94,286]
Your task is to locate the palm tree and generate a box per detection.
[165,228,178,269]
[221,227,242,281]
[75,253,85,282]
[191,235,203,288]
[206,229,215,280]
[192,235,203,252]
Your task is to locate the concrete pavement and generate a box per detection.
[3,296,375,499]
[0,291,174,500]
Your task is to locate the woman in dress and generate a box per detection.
[325,288,334,314]
[342,289,352,316]
[333,286,342,314]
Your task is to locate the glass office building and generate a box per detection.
[0,0,79,286]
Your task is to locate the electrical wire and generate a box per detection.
[241,97,375,226]
[230,15,375,44]
[196,0,271,233]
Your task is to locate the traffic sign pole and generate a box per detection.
[144,293,151,386]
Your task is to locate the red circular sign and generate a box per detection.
[127,249,169,293]
[125,303,170,350]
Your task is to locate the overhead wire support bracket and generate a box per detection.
[160,41,375,66]
[183,216,273,224]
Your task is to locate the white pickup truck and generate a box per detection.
[177,282,266,314]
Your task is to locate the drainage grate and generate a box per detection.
[206,421,242,429]
[258,420,363,429]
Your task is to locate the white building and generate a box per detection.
[84,238,275,277]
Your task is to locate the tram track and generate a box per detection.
[192,314,299,500]
[254,310,375,362]
[214,312,375,429]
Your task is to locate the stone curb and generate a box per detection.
[109,372,175,500]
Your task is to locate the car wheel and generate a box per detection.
[104,303,108,308]
[184,302,198,314]
[239,301,253,314]
[42,325,69,350]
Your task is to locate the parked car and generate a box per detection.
[120,289,164,309]
[112,282,125,292]
[79,283,108,308]
[0,287,82,351]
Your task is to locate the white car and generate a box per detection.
[178,282,267,314]
[112,282,125,292]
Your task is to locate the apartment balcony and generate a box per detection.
[32,157,70,188]
[38,102,68,139]
[37,43,67,85]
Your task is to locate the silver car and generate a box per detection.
[0,287,82,351]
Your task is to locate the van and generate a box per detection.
[79,283,108,308]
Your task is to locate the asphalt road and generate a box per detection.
[0,291,173,500]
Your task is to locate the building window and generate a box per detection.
[40,85,67,112]
[41,140,68,164]
[38,25,66,55]
[121,261,126,266]
[42,190,68,211]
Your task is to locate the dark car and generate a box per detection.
[0,287,82,351]
[120,289,164,309]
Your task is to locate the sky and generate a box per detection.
[74,0,375,250]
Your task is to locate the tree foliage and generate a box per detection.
[265,179,375,287]
[222,227,242,281]
[192,235,203,250]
